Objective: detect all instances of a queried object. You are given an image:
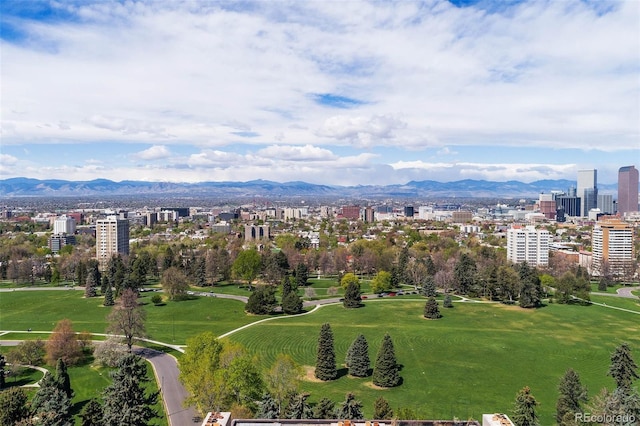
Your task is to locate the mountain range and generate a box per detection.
[0,177,617,199]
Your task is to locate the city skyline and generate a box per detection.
[1,0,639,186]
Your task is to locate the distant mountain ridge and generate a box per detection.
[0,177,617,198]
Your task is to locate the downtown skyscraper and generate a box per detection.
[577,169,597,217]
[618,165,639,216]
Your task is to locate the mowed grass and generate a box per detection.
[227,300,640,425]
[0,290,264,344]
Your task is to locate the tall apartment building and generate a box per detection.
[364,207,375,223]
[538,194,556,219]
[340,206,361,220]
[577,169,597,217]
[53,215,76,235]
[96,216,130,271]
[618,165,639,217]
[592,218,634,278]
[506,225,550,267]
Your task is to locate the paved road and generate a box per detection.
[591,286,640,299]
[134,347,200,426]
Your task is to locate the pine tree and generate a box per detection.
[85,272,98,298]
[256,392,279,419]
[80,399,103,426]
[420,275,437,297]
[335,392,364,420]
[282,291,303,315]
[281,274,294,299]
[0,387,29,426]
[343,281,362,308]
[346,334,370,377]
[101,274,109,295]
[285,393,313,419]
[315,323,337,381]
[102,354,158,426]
[424,297,442,319]
[31,371,73,426]
[246,285,277,315]
[443,294,453,308]
[295,263,309,287]
[373,396,393,420]
[0,354,5,389]
[372,333,400,387]
[512,386,539,426]
[556,369,587,425]
[313,397,336,419]
[608,342,639,392]
[103,284,114,306]
[518,262,542,308]
[56,358,74,399]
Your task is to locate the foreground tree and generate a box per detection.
[46,318,83,366]
[80,398,103,426]
[336,392,364,420]
[102,354,158,425]
[373,396,393,420]
[424,297,442,319]
[0,354,4,389]
[372,333,400,387]
[512,386,539,426]
[608,342,639,392]
[556,368,587,425]
[285,392,313,419]
[313,397,336,419]
[0,387,29,426]
[56,358,73,399]
[266,354,303,416]
[31,369,73,426]
[256,393,279,419]
[106,289,146,353]
[345,334,370,377]
[315,323,337,381]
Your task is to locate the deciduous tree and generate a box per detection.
[106,288,146,352]
[371,270,392,294]
[46,319,83,366]
[161,266,189,300]
[232,248,262,289]
[266,354,303,416]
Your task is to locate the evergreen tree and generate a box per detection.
[420,275,437,297]
[85,272,98,298]
[281,274,294,299]
[453,252,477,294]
[335,392,364,420]
[597,277,608,292]
[0,387,29,426]
[373,396,393,420]
[424,297,442,319]
[443,294,453,308]
[608,342,639,392]
[103,284,114,306]
[312,397,336,419]
[282,291,303,315]
[372,333,400,387]
[295,263,309,287]
[56,358,73,399]
[245,285,277,315]
[196,257,207,287]
[556,368,587,425]
[31,371,73,426]
[343,281,362,308]
[102,354,158,426]
[512,386,539,426]
[518,262,542,308]
[101,274,109,295]
[397,247,410,284]
[285,393,313,419]
[0,354,5,389]
[424,254,436,276]
[315,323,337,381]
[346,334,370,377]
[256,393,279,419]
[80,399,103,426]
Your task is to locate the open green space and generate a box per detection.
[227,299,640,425]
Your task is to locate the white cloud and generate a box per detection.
[257,145,337,161]
[132,145,172,161]
[317,115,407,148]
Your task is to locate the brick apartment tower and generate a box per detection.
[618,165,639,217]
[96,216,130,271]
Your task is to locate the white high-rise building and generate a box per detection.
[592,218,634,278]
[577,169,597,217]
[96,216,130,271]
[506,225,550,266]
[53,215,76,235]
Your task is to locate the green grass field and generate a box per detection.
[226,299,640,424]
[3,290,640,424]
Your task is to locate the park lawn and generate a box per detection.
[0,290,265,345]
[590,295,640,312]
[227,299,640,425]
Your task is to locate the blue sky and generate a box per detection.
[1,0,638,185]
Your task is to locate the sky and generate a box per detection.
[1,0,639,186]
